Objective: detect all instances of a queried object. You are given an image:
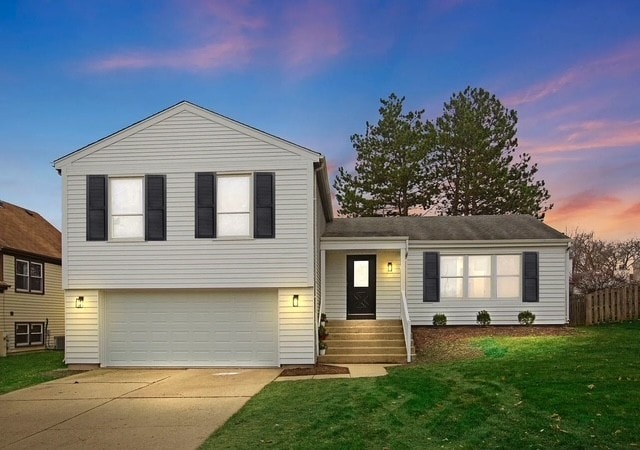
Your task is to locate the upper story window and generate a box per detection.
[86,175,166,242]
[110,177,144,239]
[196,172,275,239]
[15,259,44,294]
[217,174,251,237]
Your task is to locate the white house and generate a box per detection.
[53,101,570,368]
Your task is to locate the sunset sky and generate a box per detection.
[1,0,639,240]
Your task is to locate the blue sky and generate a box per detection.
[1,0,640,239]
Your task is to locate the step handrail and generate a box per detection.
[400,289,412,363]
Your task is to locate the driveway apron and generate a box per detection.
[0,368,280,449]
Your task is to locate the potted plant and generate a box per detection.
[318,324,328,341]
[320,313,327,327]
[319,341,327,355]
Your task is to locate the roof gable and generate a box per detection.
[0,200,61,260]
[323,215,569,241]
[54,101,322,169]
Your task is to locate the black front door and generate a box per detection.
[346,255,376,320]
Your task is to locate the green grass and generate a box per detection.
[203,321,640,449]
[0,350,66,394]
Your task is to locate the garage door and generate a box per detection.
[105,290,278,367]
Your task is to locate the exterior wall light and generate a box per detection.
[75,296,84,308]
[292,294,299,307]
[387,262,393,273]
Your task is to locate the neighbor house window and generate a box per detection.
[15,322,44,347]
[497,255,521,298]
[468,255,491,298]
[15,259,43,294]
[217,174,251,237]
[110,177,144,239]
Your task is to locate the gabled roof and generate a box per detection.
[53,101,323,169]
[323,215,569,241]
[0,200,61,261]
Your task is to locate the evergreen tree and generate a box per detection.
[333,93,434,217]
[430,86,552,218]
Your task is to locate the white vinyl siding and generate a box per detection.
[407,245,569,325]
[60,109,316,290]
[278,287,315,364]
[325,250,401,320]
[64,290,100,364]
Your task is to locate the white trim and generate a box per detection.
[321,238,409,251]
[410,239,570,248]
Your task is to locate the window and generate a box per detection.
[15,259,44,294]
[497,255,521,298]
[15,322,44,347]
[440,256,463,298]
[217,174,251,237]
[195,172,275,239]
[438,254,522,300]
[87,175,166,241]
[110,177,144,239]
[468,255,491,298]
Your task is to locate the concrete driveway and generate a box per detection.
[0,368,281,449]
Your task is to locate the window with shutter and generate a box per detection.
[195,172,216,238]
[523,252,539,302]
[86,175,108,241]
[145,175,166,241]
[254,172,275,238]
[423,252,440,302]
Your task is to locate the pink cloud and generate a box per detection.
[506,39,640,106]
[281,2,346,70]
[196,0,266,30]
[521,119,640,155]
[88,37,255,72]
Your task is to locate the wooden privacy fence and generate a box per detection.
[570,284,640,326]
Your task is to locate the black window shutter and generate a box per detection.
[86,175,107,241]
[195,173,216,238]
[145,175,166,241]
[254,172,275,238]
[423,252,440,302]
[523,252,539,302]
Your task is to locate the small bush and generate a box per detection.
[518,310,536,326]
[476,310,491,326]
[432,313,447,326]
[319,341,327,350]
[318,325,328,340]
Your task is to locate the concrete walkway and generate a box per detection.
[0,368,280,450]
[274,364,394,381]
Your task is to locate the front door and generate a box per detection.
[346,255,376,320]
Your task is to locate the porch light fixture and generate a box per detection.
[75,296,84,309]
[387,262,393,273]
[292,294,299,307]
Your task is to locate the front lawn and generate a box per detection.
[203,321,640,449]
[0,350,66,395]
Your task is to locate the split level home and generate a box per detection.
[53,101,571,368]
[0,200,64,356]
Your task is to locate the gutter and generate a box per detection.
[314,158,334,222]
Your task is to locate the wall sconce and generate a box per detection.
[387,262,393,273]
[75,296,84,309]
[292,294,299,307]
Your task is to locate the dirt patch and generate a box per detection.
[42,368,88,380]
[413,325,576,363]
[280,364,350,377]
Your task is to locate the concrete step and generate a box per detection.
[325,319,402,326]
[327,332,405,341]
[325,346,405,355]
[318,354,408,364]
[327,339,406,348]
[325,325,403,333]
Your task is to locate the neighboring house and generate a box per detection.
[0,200,64,356]
[53,101,570,368]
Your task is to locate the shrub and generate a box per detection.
[476,310,491,326]
[518,310,536,326]
[319,341,327,350]
[432,313,447,326]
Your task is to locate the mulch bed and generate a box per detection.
[413,325,576,363]
[280,364,350,377]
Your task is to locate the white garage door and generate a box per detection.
[105,290,278,367]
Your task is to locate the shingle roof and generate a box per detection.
[0,200,61,260]
[323,215,569,241]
